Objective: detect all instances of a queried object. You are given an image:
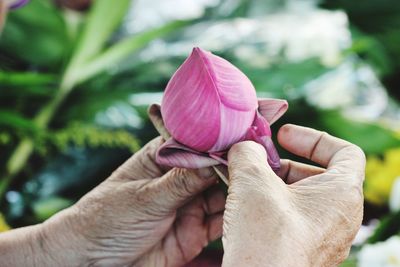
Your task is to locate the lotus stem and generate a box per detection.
[212,166,229,185]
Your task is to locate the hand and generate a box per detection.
[222,124,365,267]
[0,137,225,267]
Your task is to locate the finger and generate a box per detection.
[204,186,226,215]
[206,213,223,241]
[278,124,365,174]
[227,141,283,188]
[111,137,168,181]
[277,159,325,184]
[173,197,222,250]
[155,167,218,210]
[170,207,223,265]
[176,198,223,242]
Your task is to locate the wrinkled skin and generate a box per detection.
[39,137,225,267]
[0,124,365,267]
[222,124,365,267]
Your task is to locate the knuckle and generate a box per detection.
[169,168,196,196]
[230,141,264,156]
[230,141,251,154]
[338,144,366,166]
[230,161,266,181]
[349,144,366,161]
[135,137,163,161]
[335,177,363,204]
[243,162,266,176]
[128,180,153,200]
[173,168,195,184]
[320,131,329,138]
[229,142,267,173]
[180,172,195,194]
[142,137,161,156]
[346,185,364,205]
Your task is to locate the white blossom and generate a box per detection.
[125,0,220,33]
[358,236,400,267]
[304,59,389,120]
[140,8,351,67]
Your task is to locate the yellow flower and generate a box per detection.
[0,213,10,232]
[364,148,400,205]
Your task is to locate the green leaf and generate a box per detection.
[70,20,191,85]
[61,90,134,122]
[349,28,393,76]
[0,110,38,131]
[321,0,400,33]
[0,0,70,67]
[321,0,400,73]
[319,110,400,155]
[0,86,54,98]
[367,211,400,244]
[339,257,357,267]
[67,0,132,68]
[0,71,56,86]
[237,58,330,98]
[0,72,57,99]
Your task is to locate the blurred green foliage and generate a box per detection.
[1,0,400,250]
[321,0,400,99]
[0,0,70,66]
[0,0,188,224]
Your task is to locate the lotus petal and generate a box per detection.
[245,126,280,171]
[161,48,221,152]
[209,152,228,165]
[258,98,288,124]
[210,104,256,152]
[200,48,258,111]
[150,48,288,171]
[157,138,220,169]
[251,111,272,137]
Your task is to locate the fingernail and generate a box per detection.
[197,167,215,179]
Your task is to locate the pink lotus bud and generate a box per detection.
[150,47,288,170]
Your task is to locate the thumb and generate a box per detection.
[154,167,218,210]
[227,141,283,190]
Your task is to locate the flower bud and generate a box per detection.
[151,47,288,170]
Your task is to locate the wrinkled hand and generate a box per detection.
[222,124,365,267]
[40,137,225,267]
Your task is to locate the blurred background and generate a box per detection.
[1,0,400,266]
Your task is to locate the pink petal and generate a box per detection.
[261,136,280,171]
[196,48,258,111]
[156,138,220,169]
[195,47,258,151]
[246,126,280,171]
[251,111,272,137]
[209,152,228,165]
[209,104,256,152]
[258,98,288,124]
[161,48,221,152]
